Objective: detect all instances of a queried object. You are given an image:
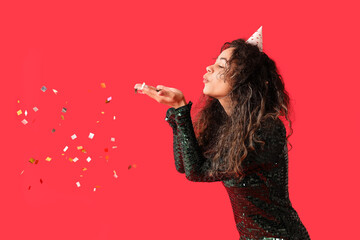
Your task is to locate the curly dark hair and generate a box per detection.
[192,38,293,179]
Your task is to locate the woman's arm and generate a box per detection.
[166,101,239,182]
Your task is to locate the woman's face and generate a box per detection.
[203,47,234,98]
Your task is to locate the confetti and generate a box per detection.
[80,175,83,177]
[100,83,106,88]
[105,96,112,103]
[25,110,28,116]
[33,107,39,112]
[128,165,132,170]
[71,134,77,140]
[76,182,81,187]
[94,186,100,191]
[72,157,79,163]
[17,100,20,103]
[81,149,87,153]
[41,86,47,92]
[113,116,116,120]
[88,132,94,139]
[62,107,67,113]
[45,157,52,162]
[61,115,65,120]
[133,164,137,168]
[53,89,58,94]
[21,119,28,125]
[40,179,43,184]
[105,155,109,160]
[77,146,83,150]
[63,146,69,152]
[29,158,36,164]
[82,168,87,171]
[101,112,104,114]
[141,82,145,90]
[104,148,108,152]
[86,157,91,162]
[69,158,73,162]
[52,129,56,133]
[111,137,115,142]
[112,146,118,149]
[20,170,24,175]
[93,188,97,191]
[96,121,100,123]
[113,170,118,179]
[28,186,31,190]
[35,160,39,164]
[17,110,22,115]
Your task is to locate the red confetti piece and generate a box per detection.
[40,179,43,184]
[104,148,108,152]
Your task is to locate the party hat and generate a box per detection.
[246,26,263,52]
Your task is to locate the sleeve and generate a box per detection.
[165,107,185,174]
[165,101,238,182]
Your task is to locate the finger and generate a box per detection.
[141,85,161,101]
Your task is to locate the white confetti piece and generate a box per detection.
[24,110,28,116]
[71,134,77,140]
[76,181,81,187]
[112,146,118,149]
[41,86,47,92]
[20,170,24,175]
[107,96,112,101]
[113,116,116,120]
[88,132,94,139]
[111,137,115,142]
[21,119,28,125]
[93,188,97,191]
[63,146,69,152]
[53,89,58,94]
[62,107,67,113]
[33,107,39,112]
[86,157,91,162]
[141,82,145,90]
[113,170,118,179]
[72,157,79,162]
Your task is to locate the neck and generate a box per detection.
[218,96,232,116]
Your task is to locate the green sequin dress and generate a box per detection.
[165,101,310,240]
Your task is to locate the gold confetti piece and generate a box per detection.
[69,158,73,162]
[100,83,106,88]
[133,164,137,168]
[61,153,64,156]
[81,149,87,153]
[101,112,104,114]
[71,134,77,140]
[29,158,35,164]
[76,181,81,187]
[21,119,28,125]
[45,157,52,162]
[77,146,83,150]
[40,179,43,184]
[33,107,39,112]
[128,165,132,169]
[96,121,100,123]
[95,186,100,188]
[105,155,109,160]
[17,100,20,103]
[113,170,118,178]
[61,115,64,120]
[17,110,22,115]
[20,170,24,175]
[25,110,28,116]
[82,168,87,171]
[63,146,69,152]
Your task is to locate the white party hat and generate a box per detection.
[246,26,263,52]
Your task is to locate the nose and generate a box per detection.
[206,66,212,73]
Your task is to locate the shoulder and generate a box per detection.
[255,117,287,152]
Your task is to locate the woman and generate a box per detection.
[134,38,310,240]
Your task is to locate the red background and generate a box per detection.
[1,0,359,239]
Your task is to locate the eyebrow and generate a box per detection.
[217,57,228,62]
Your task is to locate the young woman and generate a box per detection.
[134,38,310,240]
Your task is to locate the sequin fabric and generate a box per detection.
[165,101,311,240]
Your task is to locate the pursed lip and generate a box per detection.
[203,78,209,83]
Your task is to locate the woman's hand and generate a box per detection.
[134,83,187,109]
